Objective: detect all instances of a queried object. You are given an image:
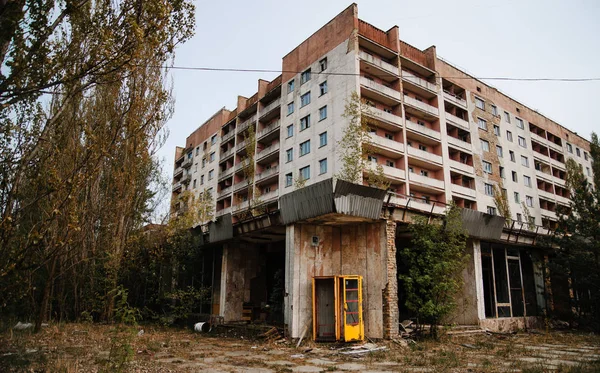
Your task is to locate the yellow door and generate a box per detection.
[342,275,364,342]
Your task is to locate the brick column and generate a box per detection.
[382,220,399,339]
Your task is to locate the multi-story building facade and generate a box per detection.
[171,4,592,339]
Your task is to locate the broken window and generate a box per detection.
[480,242,539,319]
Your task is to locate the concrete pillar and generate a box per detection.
[219,243,260,322]
[382,220,399,339]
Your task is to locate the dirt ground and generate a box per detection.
[1,323,599,372]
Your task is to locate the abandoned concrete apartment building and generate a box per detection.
[170,4,593,340]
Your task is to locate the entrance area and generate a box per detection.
[312,275,364,342]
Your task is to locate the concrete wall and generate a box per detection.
[448,239,484,325]
[284,221,391,339]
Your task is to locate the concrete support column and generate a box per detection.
[382,220,399,339]
[219,243,260,322]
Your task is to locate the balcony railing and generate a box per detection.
[222,131,235,143]
[381,164,406,180]
[555,194,570,206]
[447,136,472,152]
[173,167,183,179]
[359,51,399,76]
[236,139,250,152]
[218,186,232,198]
[403,95,439,117]
[218,166,234,181]
[369,135,404,154]
[172,182,182,192]
[182,156,193,168]
[256,165,279,182]
[220,147,234,160]
[407,146,443,165]
[215,207,232,217]
[530,132,547,145]
[181,172,191,184]
[408,172,445,190]
[451,183,477,199]
[232,200,249,212]
[257,120,280,139]
[360,76,402,101]
[260,100,281,117]
[233,180,250,192]
[257,190,278,203]
[549,156,565,168]
[445,112,470,129]
[405,120,441,141]
[547,140,563,153]
[237,116,256,134]
[448,159,474,175]
[443,91,467,108]
[256,143,280,161]
[234,160,251,173]
[538,189,555,201]
[364,107,402,127]
[402,70,437,93]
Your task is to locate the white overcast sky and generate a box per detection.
[155,0,600,211]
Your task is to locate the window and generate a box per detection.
[301,68,311,84]
[287,102,294,115]
[524,175,531,187]
[507,131,513,142]
[481,139,490,152]
[286,148,293,163]
[529,216,535,226]
[478,117,488,130]
[475,97,485,110]
[285,173,293,187]
[576,148,581,157]
[518,136,527,148]
[487,206,497,215]
[514,192,520,203]
[491,105,498,116]
[319,132,327,147]
[368,155,378,164]
[193,179,196,188]
[202,158,206,168]
[300,115,310,130]
[211,134,217,145]
[319,106,327,121]
[493,125,500,136]
[209,152,215,162]
[587,167,591,176]
[300,165,310,180]
[509,150,515,162]
[420,170,429,177]
[319,158,327,174]
[195,147,200,156]
[385,133,393,140]
[200,175,204,185]
[287,79,295,93]
[418,144,428,151]
[287,124,294,138]
[299,140,310,156]
[484,183,494,196]
[208,169,214,180]
[496,145,503,158]
[566,143,573,153]
[584,152,588,161]
[526,195,533,207]
[319,57,327,72]
[521,155,529,167]
[408,166,414,173]
[512,171,517,182]
[517,213,522,223]
[516,117,524,129]
[319,81,328,96]
[504,111,511,123]
[300,92,311,107]
[482,161,492,174]
[386,160,395,167]
[500,166,505,178]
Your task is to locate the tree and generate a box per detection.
[0,0,195,328]
[399,203,468,338]
[336,92,390,190]
[493,184,511,225]
[549,132,600,330]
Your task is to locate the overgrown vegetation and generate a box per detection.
[336,92,390,190]
[0,0,195,328]
[547,132,600,331]
[399,203,468,338]
[493,183,511,225]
